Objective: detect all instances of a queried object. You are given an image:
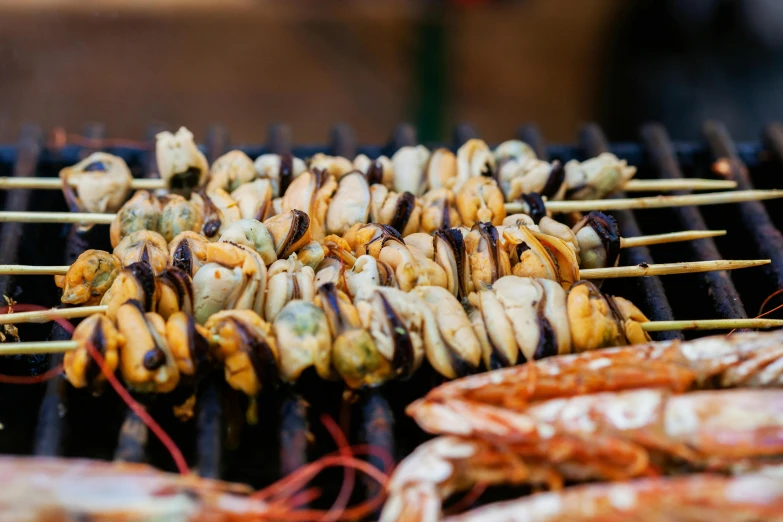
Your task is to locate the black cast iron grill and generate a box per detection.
[0,121,782,512]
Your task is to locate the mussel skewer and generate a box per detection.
[0,175,738,193]
[4,316,783,356]
[0,190,780,226]
[0,228,726,277]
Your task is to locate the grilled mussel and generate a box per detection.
[501,222,579,289]
[113,230,169,275]
[317,283,393,389]
[309,154,355,180]
[110,190,161,248]
[273,300,333,383]
[116,300,180,393]
[190,189,241,240]
[563,152,636,200]
[463,223,511,293]
[230,179,274,222]
[254,153,307,197]
[205,310,279,401]
[265,254,316,322]
[455,177,506,227]
[425,148,458,191]
[64,314,122,393]
[455,139,495,190]
[326,171,372,235]
[168,231,208,278]
[566,280,650,352]
[264,209,312,259]
[345,255,398,299]
[156,266,195,319]
[354,286,427,380]
[392,145,430,195]
[55,249,122,306]
[158,194,202,243]
[206,150,256,193]
[412,286,481,379]
[101,262,158,320]
[219,219,277,266]
[59,152,133,219]
[282,169,338,241]
[155,127,209,194]
[354,154,394,187]
[471,276,571,369]
[193,242,267,324]
[419,188,461,233]
[571,211,621,270]
[165,311,212,420]
[368,185,421,237]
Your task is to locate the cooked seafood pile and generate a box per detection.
[380,330,783,521]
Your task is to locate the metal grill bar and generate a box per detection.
[268,124,293,156]
[452,124,478,148]
[35,123,109,458]
[641,124,748,322]
[517,124,546,159]
[702,121,783,291]
[113,124,166,465]
[194,125,230,480]
[330,124,357,159]
[579,123,681,341]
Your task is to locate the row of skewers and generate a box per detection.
[0,127,779,409]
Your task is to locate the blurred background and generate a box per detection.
[2,0,783,144]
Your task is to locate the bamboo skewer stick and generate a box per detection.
[623,178,736,191]
[0,191,777,225]
[579,259,770,279]
[0,211,115,224]
[0,259,769,325]
[0,230,729,277]
[641,318,783,332]
[2,317,782,355]
[0,265,72,275]
[506,189,783,214]
[618,229,725,248]
[0,177,166,190]
[0,176,736,193]
[0,305,108,325]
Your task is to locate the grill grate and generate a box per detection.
[1,121,782,509]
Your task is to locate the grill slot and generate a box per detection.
[0,121,782,510]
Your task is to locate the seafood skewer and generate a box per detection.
[1,189,779,226]
[0,229,728,276]
[1,274,782,388]
[379,329,783,521]
[0,171,738,192]
[5,316,783,354]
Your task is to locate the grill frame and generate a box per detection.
[0,121,781,511]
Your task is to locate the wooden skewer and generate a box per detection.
[0,305,107,325]
[641,318,783,332]
[0,176,736,193]
[0,230,728,277]
[0,259,769,325]
[0,177,166,191]
[0,190,779,225]
[618,229,725,248]
[506,189,783,214]
[2,317,781,355]
[623,178,736,192]
[579,259,769,279]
